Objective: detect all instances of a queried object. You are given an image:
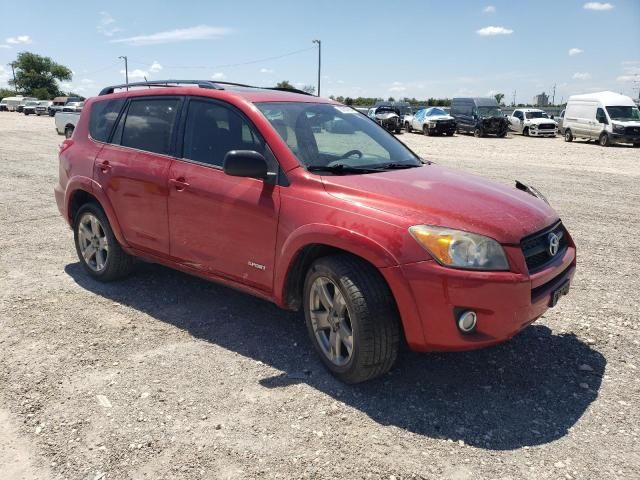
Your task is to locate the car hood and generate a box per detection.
[426,114,455,121]
[321,165,558,244]
[375,112,399,120]
[612,120,640,127]
[525,117,557,125]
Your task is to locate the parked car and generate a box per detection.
[450,97,509,137]
[406,107,457,136]
[62,101,85,113]
[556,109,566,135]
[23,100,41,115]
[1,95,36,112]
[563,91,640,147]
[49,96,83,116]
[508,108,558,137]
[0,100,8,111]
[55,111,81,138]
[367,105,402,133]
[55,80,576,384]
[16,97,38,113]
[35,100,53,116]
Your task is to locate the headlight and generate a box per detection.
[409,225,509,270]
[612,124,625,133]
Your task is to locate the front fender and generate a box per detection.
[274,223,400,305]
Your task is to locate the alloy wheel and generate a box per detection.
[308,276,354,366]
[77,213,109,272]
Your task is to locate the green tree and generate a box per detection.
[494,93,505,105]
[344,97,353,106]
[300,85,316,95]
[275,80,294,90]
[10,52,72,98]
[0,88,16,100]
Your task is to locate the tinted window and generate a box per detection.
[90,99,125,142]
[183,99,264,167]
[596,108,608,124]
[120,98,180,155]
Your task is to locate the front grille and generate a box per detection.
[538,123,556,130]
[520,222,568,273]
[624,126,640,136]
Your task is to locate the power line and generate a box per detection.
[127,46,315,71]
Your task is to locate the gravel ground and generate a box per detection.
[0,113,639,480]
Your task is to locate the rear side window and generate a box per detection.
[89,99,125,142]
[182,99,264,167]
[120,98,180,155]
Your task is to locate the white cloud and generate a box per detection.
[259,68,274,74]
[616,60,640,81]
[573,72,592,80]
[483,5,496,13]
[97,12,120,37]
[149,61,163,73]
[0,45,9,49]
[617,75,637,82]
[122,69,148,80]
[80,78,94,85]
[583,2,614,10]
[389,82,407,93]
[568,48,584,56]
[6,35,32,45]
[477,26,513,36]
[111,25,231,46]
[211,72,225,80]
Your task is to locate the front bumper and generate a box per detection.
[382,244,576,352]
[611,132,640,144]
[428,122,457,134]
[529,128,557,137]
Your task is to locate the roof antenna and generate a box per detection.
[143,76,151,88]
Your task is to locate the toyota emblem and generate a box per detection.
[548,232,560,256]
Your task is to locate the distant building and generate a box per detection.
[532,92,549,106]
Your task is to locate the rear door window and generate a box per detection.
[89,99,126,142]
[182,98,265,167]
[119,98,181,155]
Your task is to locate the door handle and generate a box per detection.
[169,178,190,191]
[98,161,111,173]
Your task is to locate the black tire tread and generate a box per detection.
[74,203,134,282]
[308,254,400,383]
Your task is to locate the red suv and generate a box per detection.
[55,80,576,383]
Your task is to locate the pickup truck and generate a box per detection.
[55,111,80,138]
[405,107,457,136]
[508,108,557,137]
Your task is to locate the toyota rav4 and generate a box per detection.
[55,80,577,383]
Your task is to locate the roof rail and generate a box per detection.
[98,80,222,96]
[98,79,316,97]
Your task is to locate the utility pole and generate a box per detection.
[312,39,321,97]
[118,56,129,90]
[551,84,556,105]
[9,62,17,94]
[512,90,517,107]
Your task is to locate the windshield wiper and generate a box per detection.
[379,162,422,169]
[307,164,385,174]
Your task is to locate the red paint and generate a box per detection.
[55,86,577,352]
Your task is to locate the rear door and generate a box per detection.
[94,96,182,255]
[167,97,281,292]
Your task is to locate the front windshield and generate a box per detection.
[256,102,421,171]
[25,101,37,106]
[525,111,549,119]
[606,106,640,121]
[426,108,447,116]
[477,106,502,117]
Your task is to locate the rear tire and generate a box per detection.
[64,125,74,139]
[73,203,134,282]
[633,143,640,148]
[564,129,573,142]
[423,125,429,136]
[599,132,610,147]
[405,122,412,133]
[474,127,483,138]
[303,255,400,384]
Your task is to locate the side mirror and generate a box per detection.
[223,150,269,180]
[597,116,605,124]
[550,115,554,119]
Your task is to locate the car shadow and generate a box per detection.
[65,261,605,451]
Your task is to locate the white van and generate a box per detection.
[563,91,640,147]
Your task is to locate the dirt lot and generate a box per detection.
[1,113,639,480]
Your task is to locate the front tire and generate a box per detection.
[523,127,529,136]
[474,127,483,138]
[303,255,400,384]
[74,203,134,282]
[599,132,610,147]
[564,129,573,142]
[64,125,74,139]
[405,122,412,133]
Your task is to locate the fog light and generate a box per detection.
[457,311,477,333]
